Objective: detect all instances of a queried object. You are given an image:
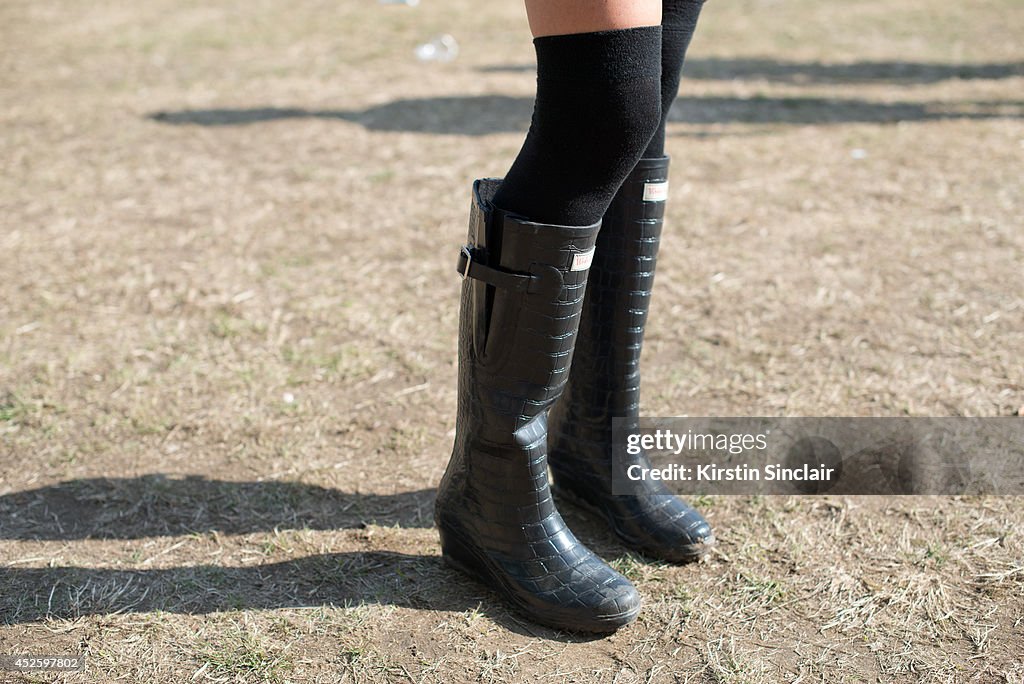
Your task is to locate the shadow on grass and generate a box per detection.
[0,551,610,641]
[0,476,641,639]
[148,94,1023,135]
[480,57,1024,84]
[0,475,436,539]
[149,95,532,136]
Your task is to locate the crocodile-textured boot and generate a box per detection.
[548,157,716,563]
[435,179,642,633]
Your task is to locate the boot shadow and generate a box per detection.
[0,475,435,540]
[0,551,609,641]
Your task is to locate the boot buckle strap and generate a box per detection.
[457,245,534,292]
[456,245,474,280]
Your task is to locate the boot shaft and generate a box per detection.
[457,179,602,440]
[557,157,670,428]
[440,179,601,524]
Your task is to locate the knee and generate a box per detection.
[589,70,667,174]
[612,77,662,161]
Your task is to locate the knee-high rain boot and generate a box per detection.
[434,179,643,633]
[547,157,716,564]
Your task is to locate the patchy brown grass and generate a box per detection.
[1,0,1022,681]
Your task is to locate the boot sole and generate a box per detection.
[437,524,641,634]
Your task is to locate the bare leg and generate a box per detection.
[525,0,661,38]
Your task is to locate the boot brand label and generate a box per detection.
[571,248,596,271]
[643,181,669,202]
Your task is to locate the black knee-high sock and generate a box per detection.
[644,0,706,158]
[491,26,662,226]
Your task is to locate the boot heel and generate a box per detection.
[438,525,494,585]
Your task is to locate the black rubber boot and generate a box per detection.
[435,179,643,633]
[547,157,716,564]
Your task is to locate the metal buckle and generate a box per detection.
[458,245,473,280]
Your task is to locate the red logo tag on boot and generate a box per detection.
[643,181,668,202]
[571,248,596,271]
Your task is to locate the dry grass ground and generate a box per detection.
[1,0,1022,681]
